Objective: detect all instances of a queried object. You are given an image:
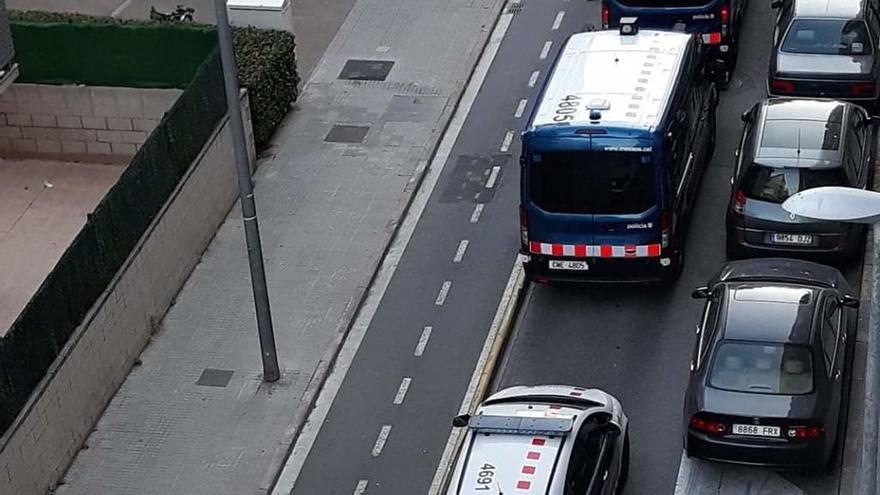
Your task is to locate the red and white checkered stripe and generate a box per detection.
[529,241,661,258]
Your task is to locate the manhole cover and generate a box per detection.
[339,59,394,81]
[196,368,234,387]
[325,124,370,143]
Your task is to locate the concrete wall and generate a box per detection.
[0,94,253,495]
[0,84,181,163]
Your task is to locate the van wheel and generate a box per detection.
[617,433,630,494]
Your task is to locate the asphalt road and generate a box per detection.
[290,1,865,494]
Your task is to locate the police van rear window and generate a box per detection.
[529,151,655,215]
[614,0,712,7]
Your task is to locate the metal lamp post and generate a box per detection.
[213,0,280,382]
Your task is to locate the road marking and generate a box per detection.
[552,11,565,30]
[453,240,469,263]
[372,425,392,457]
[500,131,514,152]
[393,377,412,405]
[528,70,540,88]
[435,281,452,306]
[272,6,515,494]
[354,479,369,495]
[415,326,433,357]
[514,98,528,118]
[485,166,501,189]
[540,41,553,60]
[428,260,525,494]
[470,203,485,223]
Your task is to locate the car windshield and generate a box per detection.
[741,165,848,204]
[782,19,873,56]
[709,342,814,395]
[528,151,656,215]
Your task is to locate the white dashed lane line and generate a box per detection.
[528,70,540,88]
[453,240,469,263]
[552,11,565,30]
[393,377,412,405]
[470,203,484,223]
[354,479,369,495]
[540,41,553,60]
[514,98,528,118]
[435,281,452,306]
[485,166,501,189]
[414,326,433,357]
[371,425,392,457]
[500,131,514,152]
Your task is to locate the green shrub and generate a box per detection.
[232,27,298,151]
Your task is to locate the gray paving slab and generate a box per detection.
[53,0,503,494]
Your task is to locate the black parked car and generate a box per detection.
[726,98,872,261]
[768,0,880,106]
[683,258,859,469]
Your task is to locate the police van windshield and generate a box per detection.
[529,151,655,215]
[613,0,712,6]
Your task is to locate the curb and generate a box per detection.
[256,1,512,493]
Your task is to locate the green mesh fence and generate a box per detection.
[0,49,226,433]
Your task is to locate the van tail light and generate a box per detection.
[520,205,529,247]
[701,32,723,44]
[732,190,746,215]
[787,425,824,439]
[852,82,875,97]
[689,415,727,436]
[720,3,730,36]
[661,211,671,249]
[770,78,795,94]
[601,3,610,28]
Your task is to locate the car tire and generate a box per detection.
[725,233,744,260]
[617,433,630,494]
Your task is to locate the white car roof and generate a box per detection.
[530,29,692,131]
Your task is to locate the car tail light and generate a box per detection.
[689,415,727,435]
[720,3,730,24]
[601,3,610,28]
[701,32,722,44]
[661,211,671,249]
[852,82,875,97]
[732,190,746,215]
[770,78,795,93]
[520,205,529,247]
[787,425,824,439]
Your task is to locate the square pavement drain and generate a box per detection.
[325,124,370,143]
[339,59,394,81]
[196,368,234,387]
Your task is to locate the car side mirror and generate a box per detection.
[741,110,752,123]
[692,287,710,299]
[452,414,471,427]
[771,0,783,9]
[840,295,860,308]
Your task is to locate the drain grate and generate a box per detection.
[196,368,234,387]
[325,124,370,144]
[506,2,524,14]
[338,59,395,81]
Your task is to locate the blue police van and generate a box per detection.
[602,0,748,84]
[520,23,717,283]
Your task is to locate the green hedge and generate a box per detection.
[10,10,299,149]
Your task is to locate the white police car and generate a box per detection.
[446,385,629,494]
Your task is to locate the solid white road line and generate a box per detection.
[528,70,540,88]
[354,479,369,495]
[269,7,515,493]
[470,204,484,223]
[514,98,528,118]
[414,326,433,357]
[393,377,412,405]
[485,166,501,189]
[540,41,553,59]
[453,240,469,263]
[500,131,514,152]
[435,281,452,306]
[371,425,392,457]
[552,11,565,30]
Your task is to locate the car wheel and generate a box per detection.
[725,232,744,260]
[617,433,630,494]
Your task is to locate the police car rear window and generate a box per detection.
[614,0,712,7]
[529,151,655,215]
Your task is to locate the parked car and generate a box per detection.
[768,0,880,106]
[602,0,749,85]
[447,385,629,494]
[726,98,872,261]
[683,258,859,469]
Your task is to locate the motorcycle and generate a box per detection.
[149,5,195,22]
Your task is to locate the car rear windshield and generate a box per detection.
[709,342,814,395]
[741,165,848,204]
[614,0,711,7]
[528,151,656,215]
[782,19,873,56]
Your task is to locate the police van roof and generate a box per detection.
[529,29,692,132]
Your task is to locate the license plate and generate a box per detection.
[770,233,813,245]
[732,424,781,437]
[549,260,589,271]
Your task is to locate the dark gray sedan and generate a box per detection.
[725,98,872,261]
[683,258,859,469]
[768,0,880,106]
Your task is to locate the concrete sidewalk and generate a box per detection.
[53,0,505,494]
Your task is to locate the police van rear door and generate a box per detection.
[607,0,723,34]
